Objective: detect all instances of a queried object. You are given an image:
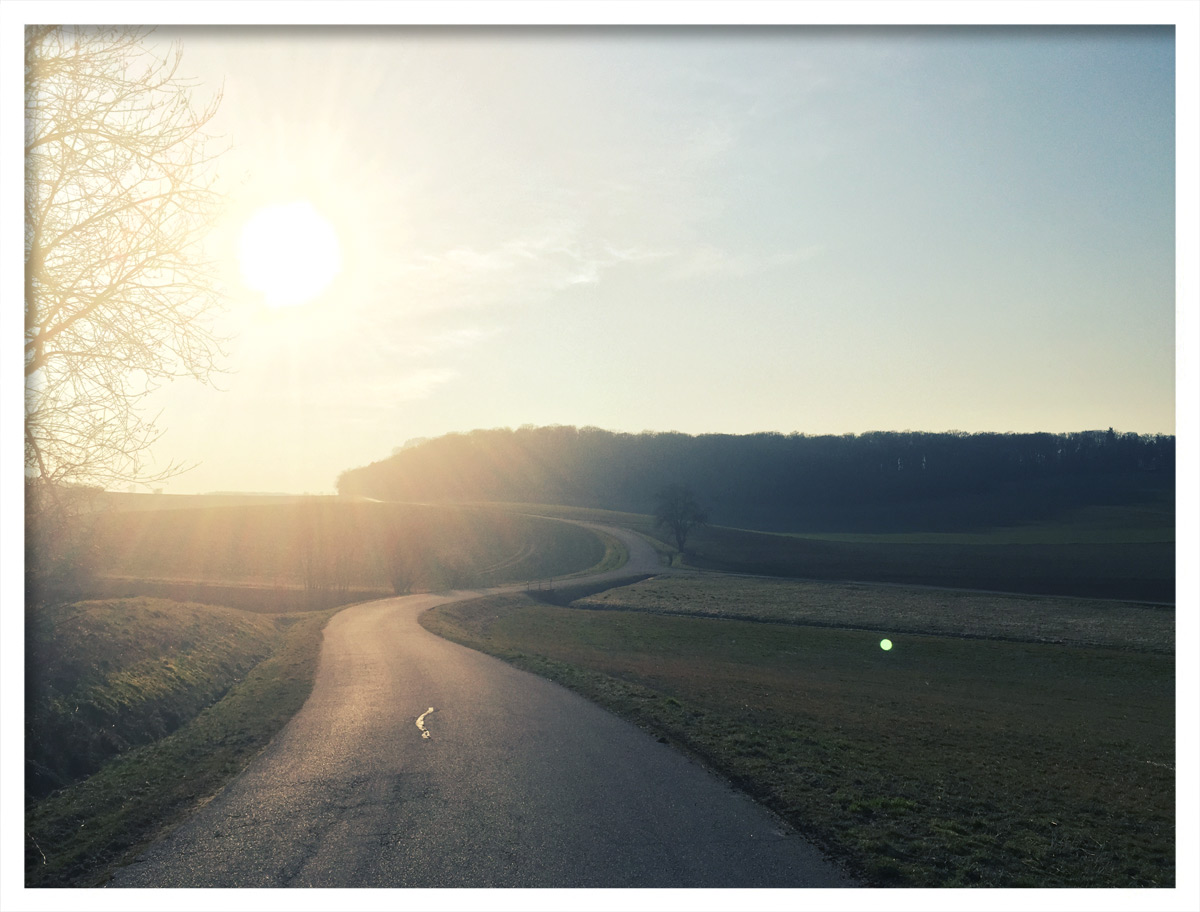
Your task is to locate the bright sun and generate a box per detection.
[238,200,342,308]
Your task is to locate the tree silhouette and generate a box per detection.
[336,426,1174,535]
[654,483,708,552]
[25,26,226,491]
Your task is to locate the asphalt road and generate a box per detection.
[110,524,856,888]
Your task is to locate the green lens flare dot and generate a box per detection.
[880,639,893,651]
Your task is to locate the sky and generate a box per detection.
[7,11,1191,501]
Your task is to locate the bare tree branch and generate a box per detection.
[25,25,228,490]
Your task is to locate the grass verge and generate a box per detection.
[420,588,1174,888]
[25,598,285,797]
[25,604,342,887]
[574,527,628,576]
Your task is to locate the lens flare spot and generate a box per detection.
[880,638,893,651]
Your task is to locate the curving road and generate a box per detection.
[110,524,856,888]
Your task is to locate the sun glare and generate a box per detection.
[238,200,342,308]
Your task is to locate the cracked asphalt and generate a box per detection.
[109,524,857,888]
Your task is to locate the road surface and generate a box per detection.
[110,524,855,888]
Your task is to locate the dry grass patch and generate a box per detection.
[575,575,1174,653]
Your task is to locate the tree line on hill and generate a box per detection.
[335,426,1174,533]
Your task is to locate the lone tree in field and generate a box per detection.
[25,25,226,491]
[653,483,708,553]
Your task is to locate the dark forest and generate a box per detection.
[336,426,1174,532]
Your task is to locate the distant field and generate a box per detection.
[778,501,1175,545]
[85,498,608,601]
[89,492,1172,602]
[682,526,1174,603]
[92,491,320,512]
[422,578,1174,888]
[575,575,1175,653]
[471,501,656,528]
[456,498,1175,602]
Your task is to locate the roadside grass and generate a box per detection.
[26,598,283,798]
[574,528,629,576]
[420,585,1174,888]
[24,602,341,887]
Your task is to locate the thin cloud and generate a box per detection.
[388,226,664,310]
[396,326,499,359]
[388,367,460,401]
[665,244,826,281]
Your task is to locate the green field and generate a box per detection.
[683,521,1173,603]
[421,576,1175,888]
[498,496,1174,544]
[75,497,608,603]
[475,498,1175,602]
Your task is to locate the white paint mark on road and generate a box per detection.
[416,707,435,740]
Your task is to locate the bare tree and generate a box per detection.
[653,483,708,553]
[25,26,227,601]
[25,25,226,491]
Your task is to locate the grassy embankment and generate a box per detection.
[25,496,617,887]
[421,575,1174,888]
[25,599,340,887]
[26,599,280,798]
